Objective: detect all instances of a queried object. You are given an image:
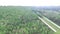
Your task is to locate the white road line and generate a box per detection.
[38,16,57,32]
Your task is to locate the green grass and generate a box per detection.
[54,31,60,34]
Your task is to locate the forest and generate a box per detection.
[0,6,54,34]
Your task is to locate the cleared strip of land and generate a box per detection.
[38,15,60,32]
[42,16,60,31]
[38,16,57,32]
[42,16,60,29]
[35,12,60,32]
